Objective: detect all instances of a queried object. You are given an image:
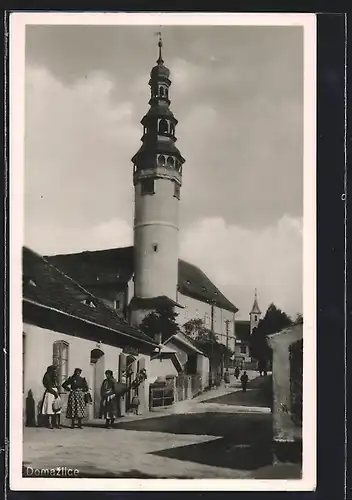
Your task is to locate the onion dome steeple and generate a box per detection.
[131,34,185,184]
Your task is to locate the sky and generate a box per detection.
[24,23,303,320]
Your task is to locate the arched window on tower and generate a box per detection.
[165,88,169,99]
[158,155,166,166]
[159,86,165,97]
[170,123,175,136]
[159,119,168,134]
[167,156,174,167]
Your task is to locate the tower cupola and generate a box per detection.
[131,33,185,183]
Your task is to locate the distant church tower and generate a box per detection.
[130,35,185,325]
[249,289,261,334]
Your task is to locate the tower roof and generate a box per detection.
[150,32,170,80]
[250,289,261,314]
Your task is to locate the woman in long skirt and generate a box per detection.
[100,370,121,428]
[62,368,89,429]
[41,365,62,429]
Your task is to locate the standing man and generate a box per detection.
[240,371,249,392]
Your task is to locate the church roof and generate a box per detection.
[46,246,239,314]
[250,295,261,314]
[23,246,158,348]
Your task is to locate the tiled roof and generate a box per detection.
[235,320,251,343]
[130,296,183,310]
[178,259,238,314]
[23,247,158,347]
[46,246,238,314]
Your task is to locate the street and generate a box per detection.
[23,374,301,479]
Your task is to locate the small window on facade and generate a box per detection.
[141,178,155,195]
[114,300,120,309]
[254,315,258,321]
[165,88,169,99]
[170,124,175,135]
[152,243,158,252]
[160,86,165,96]
[82,299,96,308]
[53,341,69,388]
[174,182,180,200]
[240,345,247,354]
[167,156,174,167]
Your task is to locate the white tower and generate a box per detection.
[130,35,185,325]
[249,289,261,334]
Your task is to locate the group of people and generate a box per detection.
[41,365,145,430]
[222,367,249,392]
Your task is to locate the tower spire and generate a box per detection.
[156,31,164,64]
[250,288,261,315]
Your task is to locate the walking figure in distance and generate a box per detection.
[234,366,240,379]
[240,371,249,392]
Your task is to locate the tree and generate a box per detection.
[139,306,180,344]
[250,303,293,363]
[183,318,217,342]
[293,313,303,325]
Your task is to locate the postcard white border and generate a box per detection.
[9,11,316,492]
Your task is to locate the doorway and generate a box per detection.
[125,356,138,412]
[90,349,105,418]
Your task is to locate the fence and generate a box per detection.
[175,374,202,402]
[149,385,174,409]
[149,373,206,409]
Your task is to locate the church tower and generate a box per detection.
[130,35,185,325]
[249,289,261,334]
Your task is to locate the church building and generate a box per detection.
[235,290,262,363]
[47,37,239,353]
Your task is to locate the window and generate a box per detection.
[159,86,165,96]
[158,155,166,166]
[159,119,168,134]
[82,298,96,307]
[170,123,175,135]
[174,182,180,200]
[240,345,247,354]
[254,315,258,322]
[114,300,120,309]
[165,88,169,99]
[152,243,158,252]
[53,341,69,388]
[167,156,174,167]
[141,178,155,195]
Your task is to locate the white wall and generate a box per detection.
[196,354,210,390]
[23,323,152,422]
[149,358,178,383]
[134,177,179,301]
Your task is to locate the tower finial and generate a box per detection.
[254,288,257,299]
[155,31,164,64]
